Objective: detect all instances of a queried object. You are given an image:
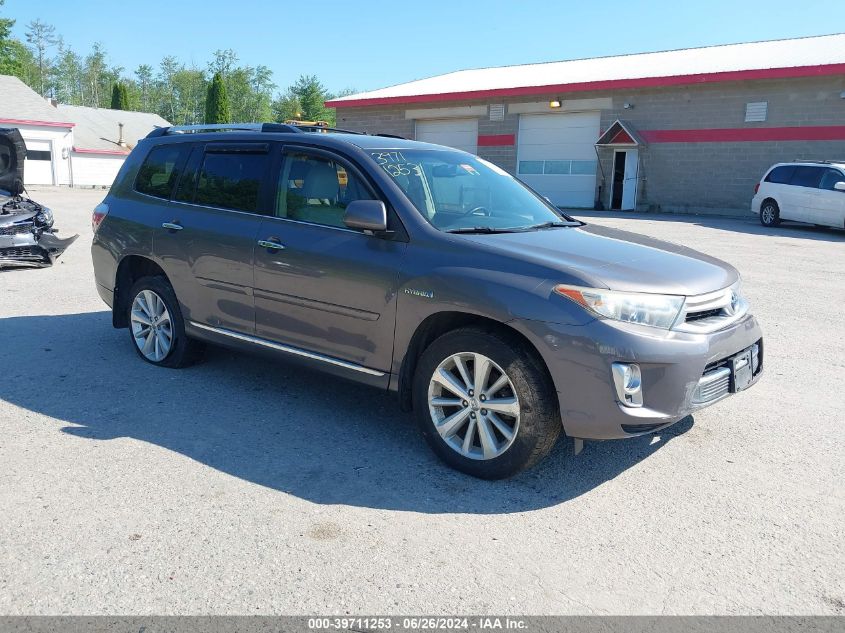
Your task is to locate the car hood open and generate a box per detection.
[0,128,26,197]
[462,224,739,296]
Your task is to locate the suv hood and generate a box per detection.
[462,224,738,296]
[0,128,25,196]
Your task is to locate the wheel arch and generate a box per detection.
[112,255,170,328]
[396,311,554,412]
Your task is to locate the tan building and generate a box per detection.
[327,34,845,215]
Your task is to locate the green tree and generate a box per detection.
[50,39,84,104]
[0,0,20,76]
[84,42,108,107]
[205,71,231,124]
[272,75,341,124]
[135,64,154,111]
[110,81,129,109]
[24,18,57,96]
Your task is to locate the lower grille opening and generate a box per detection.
[621,422,670,434]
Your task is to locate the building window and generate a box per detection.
[25,150,51,161]
[745,102,768,122]
[518,159,597,175]
[518,161,544,175]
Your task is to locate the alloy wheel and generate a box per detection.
[427,352,520,460]
[761,204,776,224]
[130,289,173,362]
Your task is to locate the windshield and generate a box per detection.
[370,149,576,232]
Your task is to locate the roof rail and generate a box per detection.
[144,122,408,140]
[146,122,303,138]
[791,159,845,164]
[286,123,365,135]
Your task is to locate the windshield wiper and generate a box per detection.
[445,226,523,234]
[524,221,582,230]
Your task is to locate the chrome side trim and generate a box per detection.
[188,321,386,377]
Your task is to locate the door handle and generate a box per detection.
[162,222,183,231]
[257,239,286,250]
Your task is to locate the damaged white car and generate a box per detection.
[1,128,77,269]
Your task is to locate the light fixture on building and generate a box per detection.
[549,100,561,109]
[623,102,634,109]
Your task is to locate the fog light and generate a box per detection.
[612,362,643,407]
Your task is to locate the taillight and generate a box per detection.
[754,183,760,195]
[92,202,109,233]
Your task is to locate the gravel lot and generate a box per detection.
[1,187,843,615]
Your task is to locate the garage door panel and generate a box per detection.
[416,119,478,155]
[517,112,599,208]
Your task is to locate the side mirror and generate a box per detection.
[343,200,388,232]
[834,181,845,192]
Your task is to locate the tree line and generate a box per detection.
[0,3,353,125]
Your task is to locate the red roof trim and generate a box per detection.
[326,63,845,108]
[640,125,845,143]
[73,146,129,155]
[0,117,75,128]
[477,134,515,146]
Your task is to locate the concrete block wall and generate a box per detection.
[334,75,845,215]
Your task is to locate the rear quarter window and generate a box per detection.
[764,165,796,184]
[134,144,190,199]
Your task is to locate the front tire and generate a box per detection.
[760,200,781,227]
[412,327,561,479]
[127,276,204,368]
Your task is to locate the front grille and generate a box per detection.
[685,307,723,322]
[0,222,34,236]
[692,340,762,405]
[675,284,748,334]
[692,366,731,404]
[0,246,44,259]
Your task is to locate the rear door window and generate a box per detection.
[135,144,191,199]
[789,166,824,188]
[764,165,795,184]
[194,144,271,213]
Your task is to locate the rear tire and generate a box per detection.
[412,327,561,479]
[759,200,781,227]
[126,276,204,368]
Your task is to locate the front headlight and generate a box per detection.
[35,206,54,228]
[554,284,684,329]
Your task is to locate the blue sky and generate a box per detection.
[3,0,838,95]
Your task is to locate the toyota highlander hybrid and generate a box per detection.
[91,123,763,479]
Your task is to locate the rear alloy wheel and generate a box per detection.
[413,327,561,479]
[760,200,781,227]
[126,276,204,368]
[131,289,173,362]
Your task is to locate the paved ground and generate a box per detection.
[1,187,843,615]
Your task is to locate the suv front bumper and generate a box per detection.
[516,314,764,440]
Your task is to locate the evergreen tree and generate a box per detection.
[110,81,129,110]
[205,71,231,124]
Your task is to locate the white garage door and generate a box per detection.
[23,138,54,185]
[517,112,600,208]
[415,119,478,155]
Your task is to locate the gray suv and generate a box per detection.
[91,123,763,479]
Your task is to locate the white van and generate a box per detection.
[752,161,845,229]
